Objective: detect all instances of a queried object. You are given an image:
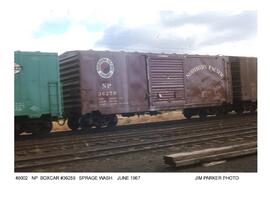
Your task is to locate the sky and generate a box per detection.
[0,0,260,56]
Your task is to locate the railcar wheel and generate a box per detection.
[15,122,23,136]
[249,105,257,113]
[107,115,118,127]
[80,115,93,130]
[15,130,23,136]
[94,123,101,129]
[199,110,207,119]
[235,106,244,115]
[183,109,192,119]
[67,116,80,131]
[39,120,53,135]
[215,106,228,117]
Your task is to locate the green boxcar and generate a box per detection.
[15,51,62,134]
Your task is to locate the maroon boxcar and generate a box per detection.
[60,50,149,129]
[60,50,255,130]
[145,54,233,118]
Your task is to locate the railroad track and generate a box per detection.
[15,113,257,171]
[15,112,254,141]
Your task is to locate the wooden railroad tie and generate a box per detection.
[163,141,257,168]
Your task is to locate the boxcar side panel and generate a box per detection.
[184,56,232,107]
[79,51,148,115]
[126,53,149,112]
[15,51,61,118]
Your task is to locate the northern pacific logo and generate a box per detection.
[14,63,22,74]
[96,58,114,79]
[186,64,224,79]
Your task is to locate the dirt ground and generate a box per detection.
[52,111,185,132]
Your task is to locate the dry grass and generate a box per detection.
[52,111,185,132]
[52,121,70,132]
[118,111,184,125]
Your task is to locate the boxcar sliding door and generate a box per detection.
[146,55,185,111]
